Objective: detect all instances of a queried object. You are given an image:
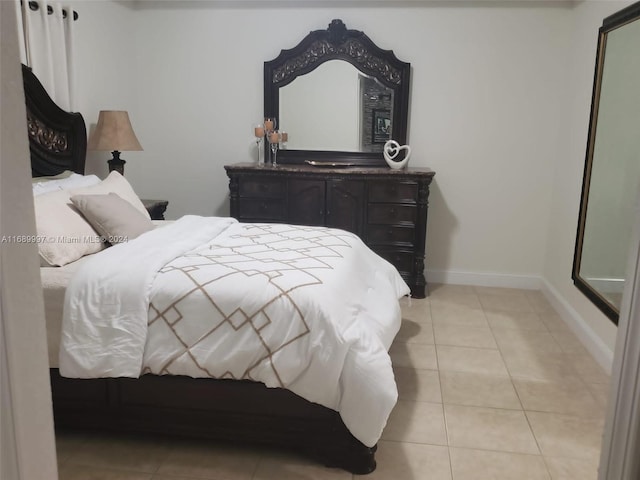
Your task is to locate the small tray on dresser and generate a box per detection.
[305,160,358,168]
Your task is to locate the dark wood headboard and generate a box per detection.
[22,64,86,176]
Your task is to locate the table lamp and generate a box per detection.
[88,110,143,175]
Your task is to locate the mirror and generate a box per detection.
[264,19,410,166]
[279,61,395,152]
[573,2,640,324]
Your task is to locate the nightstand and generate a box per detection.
[142,199,169,220]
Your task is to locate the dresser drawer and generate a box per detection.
[368,181,417,203]
[367,225,415,246]
[239,177,285,198]
[372,249,415,274]
[238,198,285,220]
[368,204,416,225]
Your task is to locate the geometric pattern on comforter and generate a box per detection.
[144,223,356,384]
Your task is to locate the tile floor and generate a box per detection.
[56,284,611,479]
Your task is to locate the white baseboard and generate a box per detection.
[540,279,613,373]
[426,269,542,290]
[425,269,614,373]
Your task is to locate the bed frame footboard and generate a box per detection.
[49,369,376,474]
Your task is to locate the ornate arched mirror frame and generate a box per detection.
[572,2,640,324]
[264,19,411,166]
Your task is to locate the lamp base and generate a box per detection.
[108,151,126,175]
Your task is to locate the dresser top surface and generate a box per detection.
[224,163,435,178]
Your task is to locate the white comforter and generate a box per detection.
[60,216,409,447]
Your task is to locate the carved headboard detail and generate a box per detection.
[21,64,86,176]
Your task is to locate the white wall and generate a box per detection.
[66,0,633,365]
[73,1,570,270]
[68,0,138,180]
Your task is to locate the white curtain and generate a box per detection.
[17,0,76,111]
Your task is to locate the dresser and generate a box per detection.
[225,163,435,298]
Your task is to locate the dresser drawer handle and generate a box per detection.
[388,229,394,237]
[389,208,396,215]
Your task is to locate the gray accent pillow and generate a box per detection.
[70,192,154,244]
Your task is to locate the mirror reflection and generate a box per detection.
[279,60,394,152]
[574,11,640,322]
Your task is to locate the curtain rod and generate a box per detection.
[23,1,79,21]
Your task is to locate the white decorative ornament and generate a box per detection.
[383,140,411,170]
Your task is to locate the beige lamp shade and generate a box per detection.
[88,111,143,151]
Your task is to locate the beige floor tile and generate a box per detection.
[65,433,170,473]
[567,353,610,385]
[501,350,579,382]
[157,441,260,479]
[381,400,447,445]
[526,411,604,460]
[450,447,550,479]
[585,382,612,409]
[444,405,539,454]
[492,329,563,354]
[429,283,477,297]
[253,451,351,480]
[524,291,557,314]
[395,318,434,344]
[58,464,152,480]
[437,345,509,376]
[55,287,611,480]
[538,312,571,332]
[355,441,451,479]
[389,342,438,370]
[433,324,497,349]
[400,297,432,323]
[513,377,603,417]
[440,371,521,409]
[474,287,531,296]
[394,366,442,403]
[430,295,484,310]
[485,310,549,332]
[477,292,536,313]
[549,331,588,355]
[543,456,599,480]
[431,304,488,327]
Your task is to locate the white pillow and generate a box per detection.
[33,173,101,196]
[69,171,150,219]
[34,189,106,267]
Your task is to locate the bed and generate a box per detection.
[24,64,408,474]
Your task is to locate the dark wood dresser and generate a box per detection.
[224,163,435,298]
